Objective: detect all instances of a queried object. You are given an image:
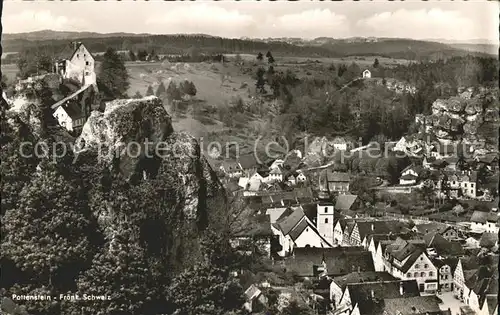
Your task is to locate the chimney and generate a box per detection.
[399,282,404,296]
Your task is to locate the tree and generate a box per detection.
[266,51,275,64]
[1,163,99,303]
[255,67,266,94]
[137,50,148,61]
[373,58,380,68]
[98,48,130,100]
[16,50,53,79]
[180,80,197,98]
[256,52,263,62]
[166,81,182,102]
[128,50,137,62]
[234,53,243,65]
[2,74,9,89]
[166,231,246,315]
[146,85,154,96]
[134,91,143,99]
[156,81,167,97]
[281,300,312,315]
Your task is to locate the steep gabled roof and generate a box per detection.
[326,171,350,182]
[471,211,498,224]
[382,296,442,315]
[356,220,405,243]
[238,154,259,170]
[332,271,396,292]
[285,247,374,277]
[335,194,359,211]
[276,207,304,235]
[346,280,420,315]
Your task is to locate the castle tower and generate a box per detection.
[316,202,334,246]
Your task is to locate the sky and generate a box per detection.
[2,1,499,43]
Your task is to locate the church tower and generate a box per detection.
[316,202,334,246]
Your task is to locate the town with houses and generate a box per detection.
[4,41,499,315]
[1,3,499,314]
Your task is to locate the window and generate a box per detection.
[429,271,434,277]
[407,273,411,278]
[77,54,79,58]
[464,183,468,188]
[325,218,329,224]
[86,61,90,66]
[471,183,475,188]
[415,264,420,269]
[414,272,418,277]
[325,207,328,213]
[420,272,425,277]
[424,264,428,268]
[453,181,456,185]
[420,257,424,261]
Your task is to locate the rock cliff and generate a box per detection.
[76,95,224,219]
[419,88,499,150]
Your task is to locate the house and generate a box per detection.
[337,280,420,315]
[399,174,418,185]
[285,174,296,185]
[51,84,95,132]
[348,220,406,247]
[332,136,348,151]
[367,234,402,272]
[322,171,350,194]
[362,69,371,79]
[268,159,284,170]
[243,284,267,313]
[393,136,423,156]
[231,214,274,257]
[55,42,96,86]
[475,153,499,171]
[423,232,464,258]
[436,170,478,199]
[219,160,243,178]
[470,211,499,233]
[453,255,498,301]
[333,218,356,246]
[384,238,438,293]
[335,194,360,212]
[382,296,445,315]
[329,271,397,307]
[462,268,498,314]
[271,205,333,256]
[282,247,375,279]
[464,236,481,249]
[268,167,283,182]
[413,223,460,241]
[296,171,307,183]
[432,258,458,292]
[399,165,423,185]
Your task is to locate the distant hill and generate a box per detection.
[1,30,496,60]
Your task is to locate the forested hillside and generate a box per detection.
[2,32,495,61]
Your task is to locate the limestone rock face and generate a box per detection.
[76,96,223,218]
[425,89,499,148]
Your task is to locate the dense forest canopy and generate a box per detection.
[2,34,496,63]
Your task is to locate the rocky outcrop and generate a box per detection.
[76,96,223,219]
[419,88,499,149]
